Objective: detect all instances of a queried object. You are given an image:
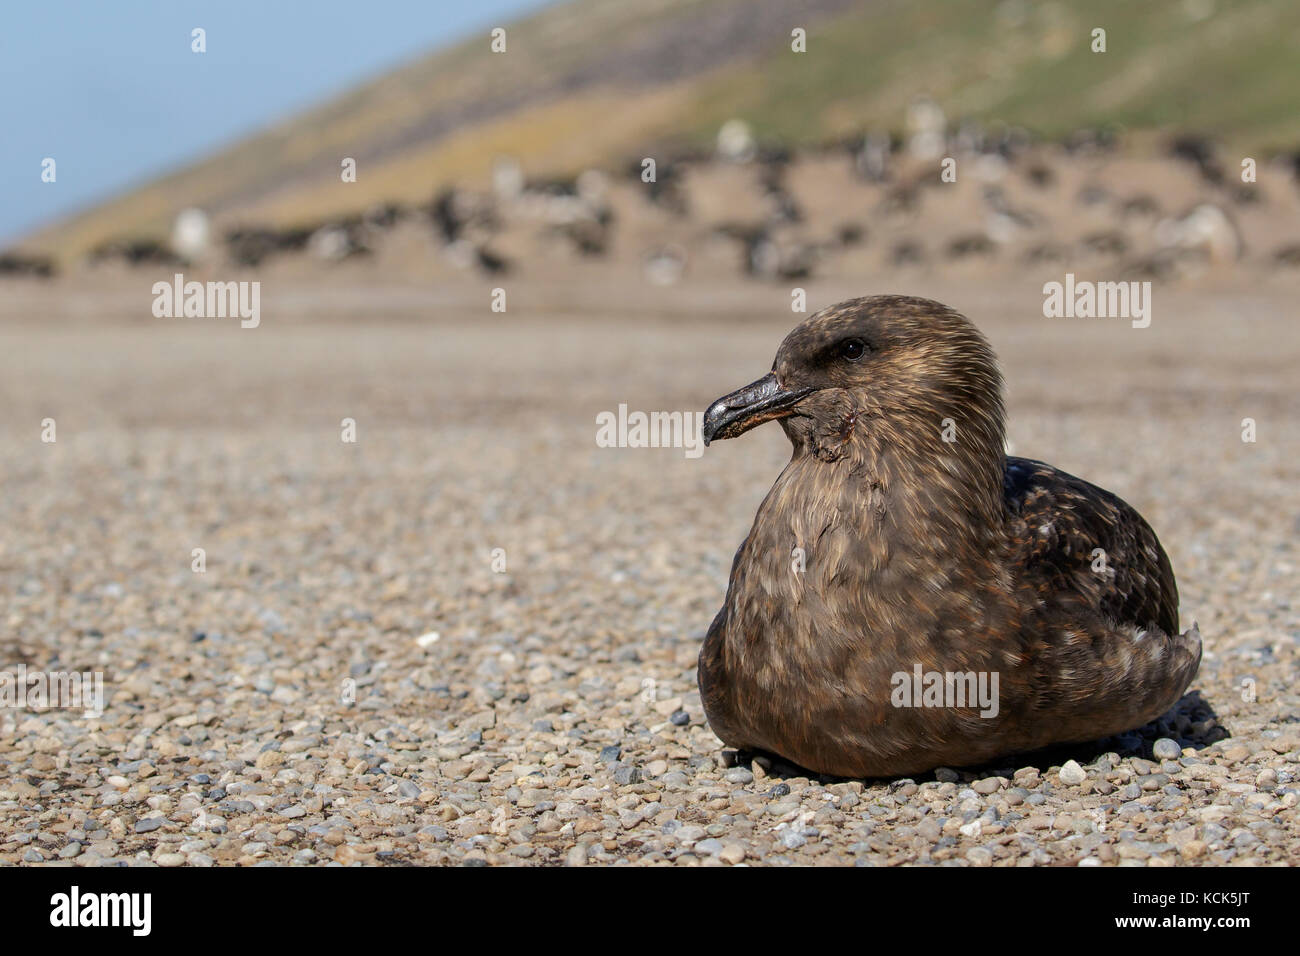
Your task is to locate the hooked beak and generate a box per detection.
[702,372,815,445]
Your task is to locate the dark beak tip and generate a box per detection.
[702,371,797,447]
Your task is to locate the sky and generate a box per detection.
[0,0,552,244]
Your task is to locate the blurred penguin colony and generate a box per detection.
[6,103,1299,285]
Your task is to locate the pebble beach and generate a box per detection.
[1,265,1296,868]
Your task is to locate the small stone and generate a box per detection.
[1058,760,1087,785]
[135,817,164,833]
[652,696,683,716]
[1013,767,1041,787]
[674,825,707,845]
[768,799,799,818]
[966,846,993,866]
[1220,744,1250,764]
[612,766,642,786]
[719,843,746,864]
[1152,738,1182,760]
[778,827,806,850]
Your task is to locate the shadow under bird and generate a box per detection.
[698,295,1201,778]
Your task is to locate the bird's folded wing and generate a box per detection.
[1003,456,1180,639]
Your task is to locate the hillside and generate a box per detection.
[20,0,1300,261]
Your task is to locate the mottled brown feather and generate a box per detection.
[699,296,1201,778]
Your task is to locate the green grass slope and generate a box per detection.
[22,0,1300,260]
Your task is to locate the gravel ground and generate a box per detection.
[0,276,1297,866]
